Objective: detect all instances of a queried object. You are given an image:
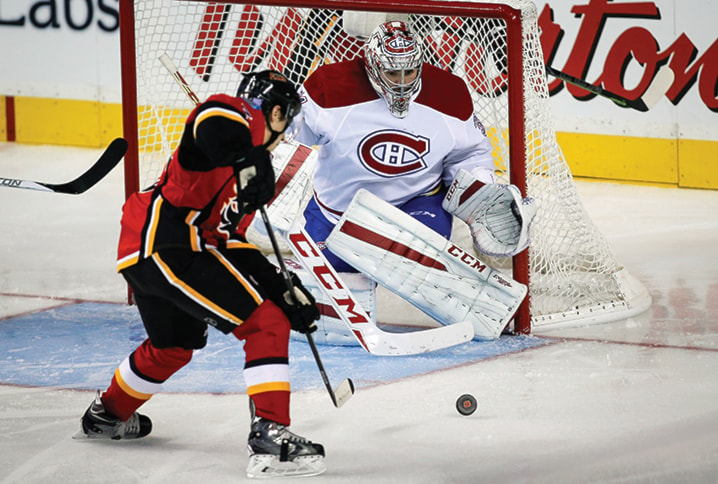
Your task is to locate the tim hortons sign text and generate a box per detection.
[187,2,716,111]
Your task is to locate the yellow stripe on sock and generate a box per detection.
[114,368,153,401]
[246,381,291,396]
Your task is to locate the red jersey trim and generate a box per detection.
[303,59,378,108]
[313,190,344,217]
[303,59,474,120]
[414,64,474,121]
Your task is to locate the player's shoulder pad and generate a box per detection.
[193,94,255,126]
[200,94,253,117]
[415,64,474,121]
[303,58,378,109]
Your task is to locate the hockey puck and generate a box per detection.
[456,394,477,416]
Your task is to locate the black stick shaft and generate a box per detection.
[259,207,341,407]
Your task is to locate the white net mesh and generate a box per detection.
[125,0,650,331]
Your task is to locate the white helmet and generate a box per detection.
[364,21,423,118]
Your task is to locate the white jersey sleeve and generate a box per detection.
[295,85,325,148]
[441,113,496,186]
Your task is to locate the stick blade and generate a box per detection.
[638,65,675,111]
[43,138,127,194]
[333,378,355,408]
[365,320,474,356]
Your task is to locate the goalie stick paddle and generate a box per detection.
[0,138,127,194]
[260,207,355,408]
[546,65,674,112]
[160,52,354,407]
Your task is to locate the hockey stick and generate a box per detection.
[0,138,127,194]
[546,65,674,112]
[160,52,354,407]
[158,54,201,105]
[259,207,354,408]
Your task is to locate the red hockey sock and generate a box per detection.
[233,300,292,426]
[102,339,193,420]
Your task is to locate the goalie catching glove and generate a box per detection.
[443,169,537,257]
[275,273,320,334]
[236,146,276,214]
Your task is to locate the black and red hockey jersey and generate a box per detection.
[117,94,266,271]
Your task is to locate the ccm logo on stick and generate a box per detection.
[288,231,370,325]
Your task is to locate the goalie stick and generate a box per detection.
[161,52,353,407]
[260,207,354,408]
[546,64,674,112]
[0,138,127,194]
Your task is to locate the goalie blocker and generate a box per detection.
[326,189,527,340]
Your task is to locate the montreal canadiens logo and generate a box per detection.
[357,130,429,177]
[385,34,414,55]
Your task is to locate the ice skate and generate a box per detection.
[73,391,152,440]
[246,414,326,478]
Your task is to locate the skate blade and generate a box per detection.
[72,429,90,440]
[72,428,115,440]
[246,454,326,479]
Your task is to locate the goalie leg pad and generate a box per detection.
[326,189,527,340]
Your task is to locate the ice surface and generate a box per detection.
[1,143,717,483]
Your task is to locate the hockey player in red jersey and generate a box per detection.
[76,70,327,478]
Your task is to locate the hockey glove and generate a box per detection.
[443,169,537,257]
[279,273,320,334]
[236,146,276,214]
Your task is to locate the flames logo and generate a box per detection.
[217,187,241,238]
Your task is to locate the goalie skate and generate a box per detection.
[246,416,326,479]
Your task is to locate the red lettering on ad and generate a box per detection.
[540,0,718,111]
[190,1,717,111]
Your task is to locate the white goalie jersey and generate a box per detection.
[295,58,495,222]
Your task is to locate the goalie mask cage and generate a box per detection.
[118,0,651,334]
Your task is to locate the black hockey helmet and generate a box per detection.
[236,70,302,129]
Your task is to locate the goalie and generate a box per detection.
[292,20,537,343]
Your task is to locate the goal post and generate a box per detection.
[118,0,652,334]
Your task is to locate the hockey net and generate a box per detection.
[119,0,651,333]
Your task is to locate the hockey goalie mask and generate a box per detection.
[237,70,303,144]
[364,21,423,118]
